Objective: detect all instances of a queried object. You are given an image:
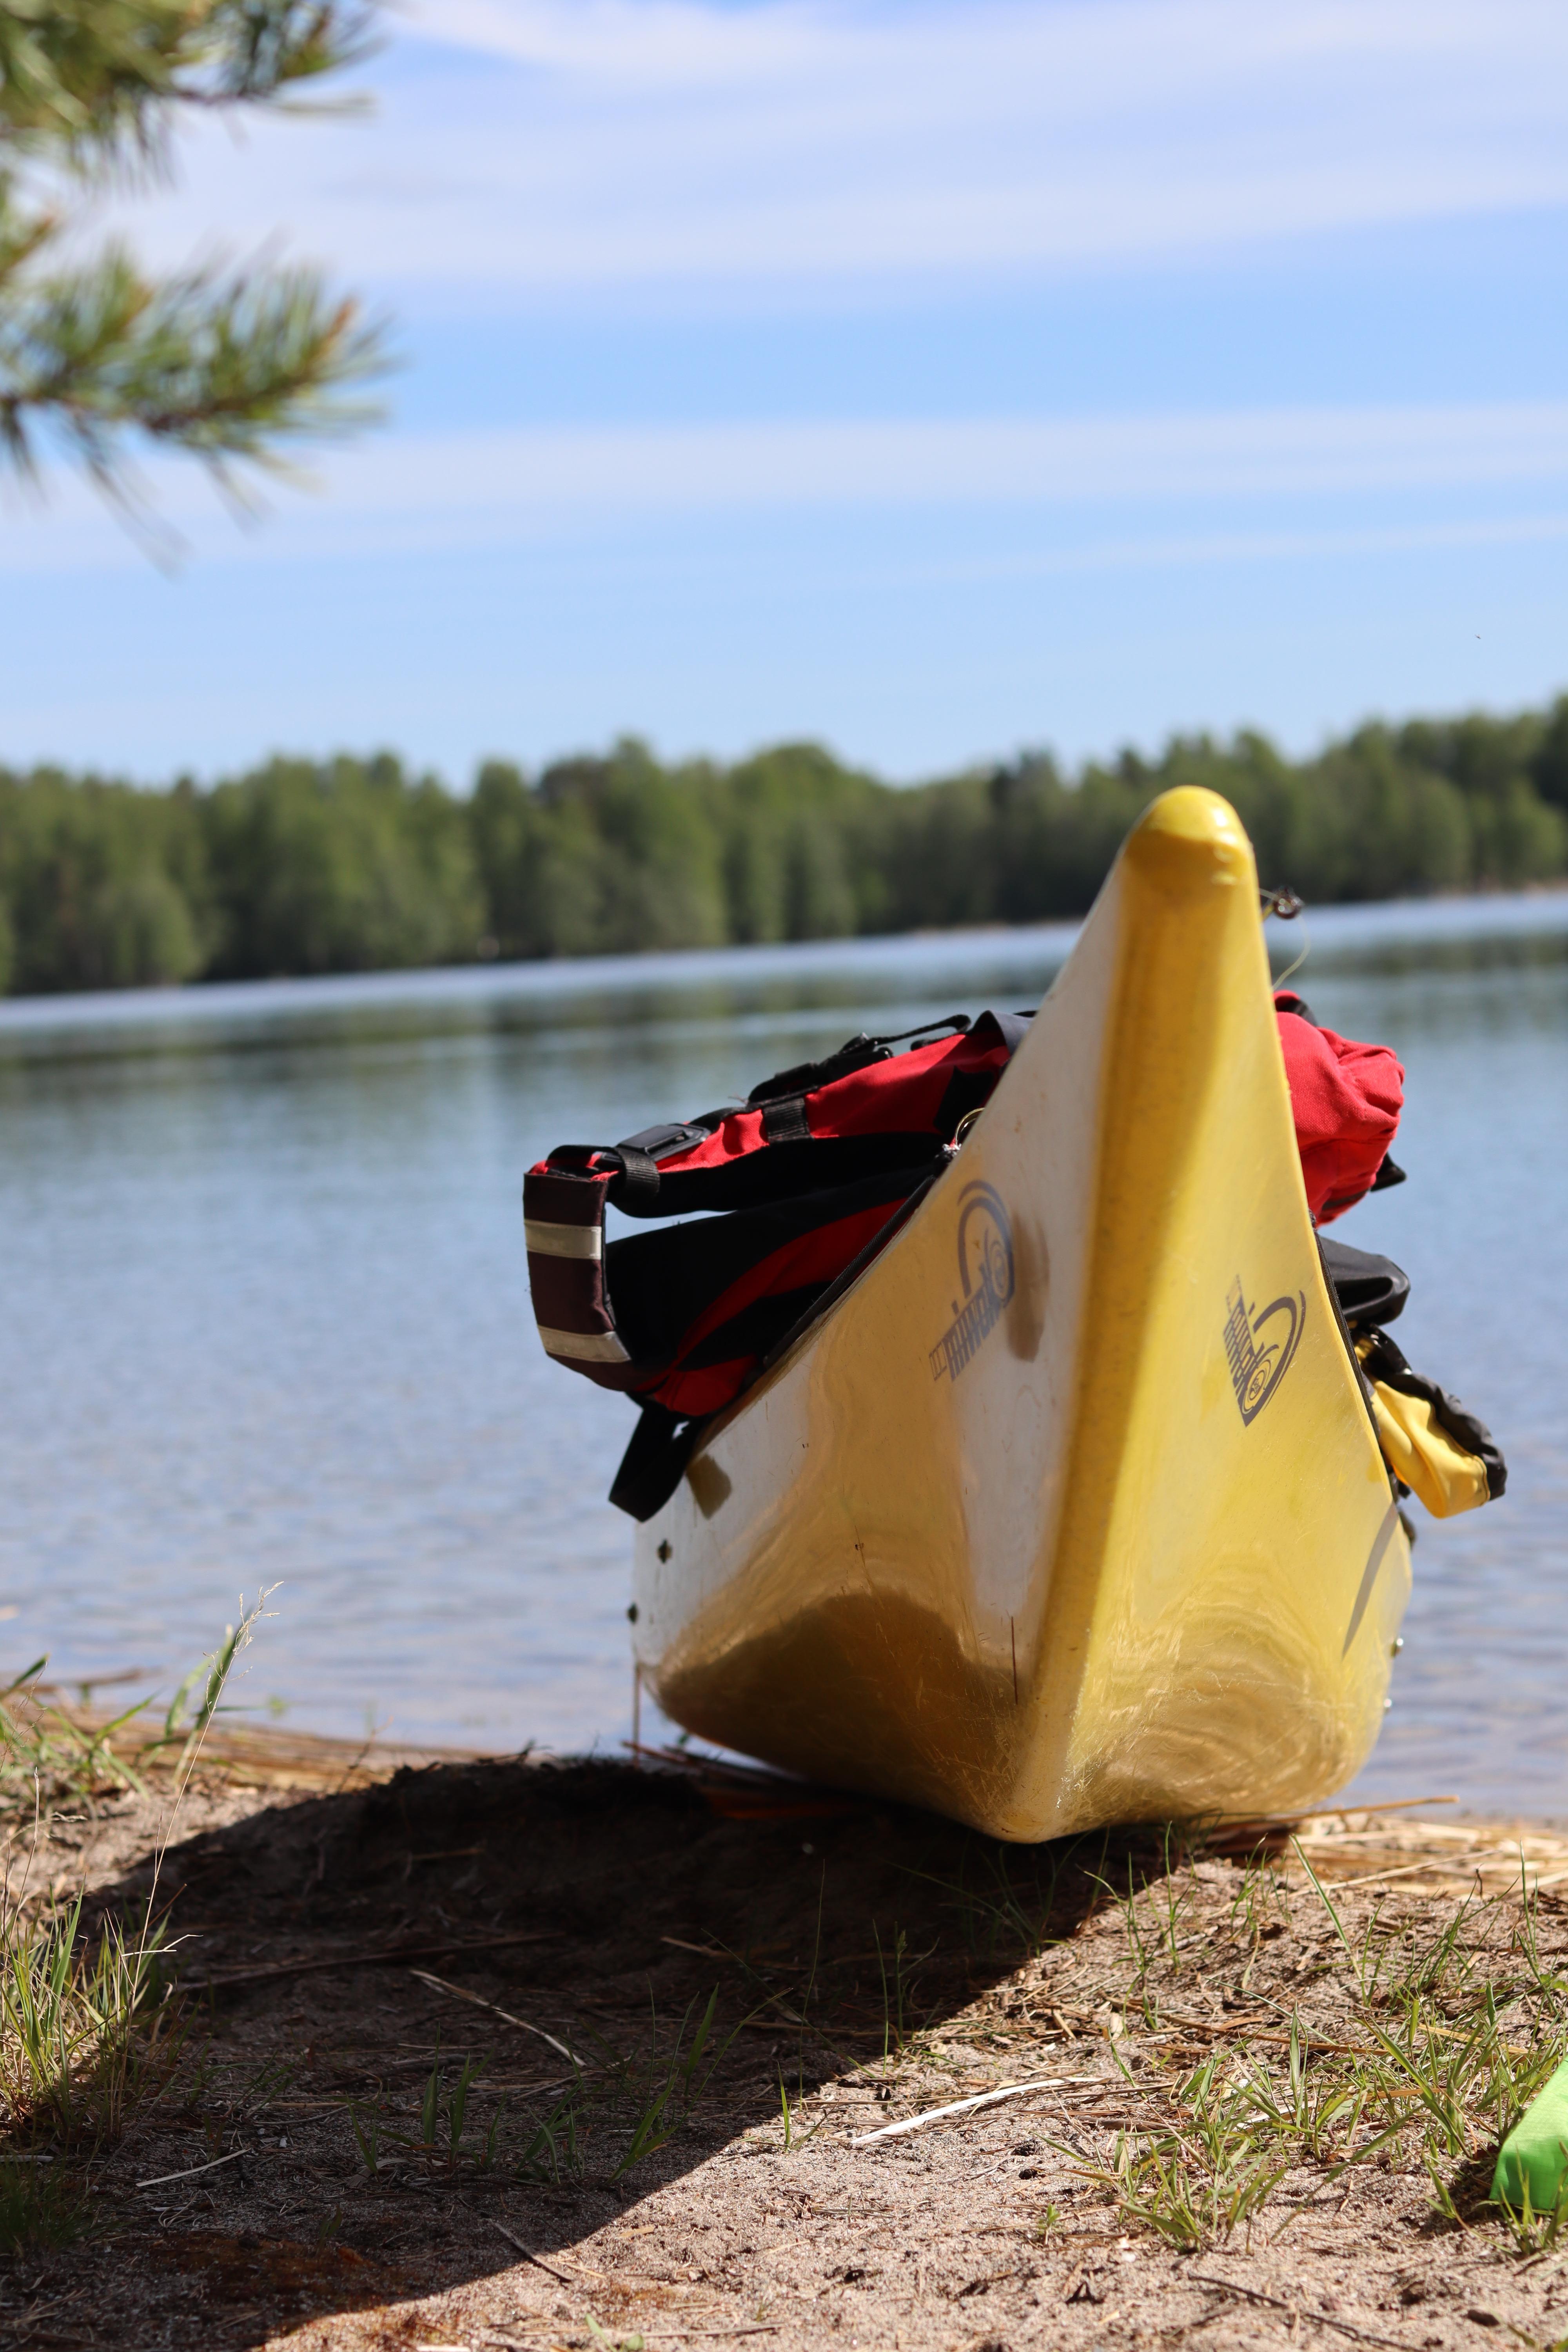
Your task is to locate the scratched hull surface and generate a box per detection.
[633,789,1410,1840]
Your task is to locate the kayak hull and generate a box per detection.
[632,787,1410,1840]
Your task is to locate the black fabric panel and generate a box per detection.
[1370,1154,1407,1192]
[677,1281,830,1371]
[1359,1327,1508,1501]
[1319,1237,1411,1329]
[604,1162,933,1365]
[969,1008,1034,1056]
[934,1068,997,1140]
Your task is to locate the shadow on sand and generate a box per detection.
[67,1754,1189,2344]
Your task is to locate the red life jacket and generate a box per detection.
[523,998,1404,1510]
[524,1012,1025,1415]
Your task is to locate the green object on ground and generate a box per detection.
[1492,2056,1568,2216]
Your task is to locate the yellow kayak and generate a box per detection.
[631,786,1411,1839]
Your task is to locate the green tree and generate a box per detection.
[203,754,483,977]
[533,740,729,955]
[710,744,875,942]
[1397,713,1568,887]
[1530,696,1568,817]
[0,0,384,519]
[0,762,209,987]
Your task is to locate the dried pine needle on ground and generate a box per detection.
[0,1706,1564,2352]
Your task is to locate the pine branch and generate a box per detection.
[0,0,374,163]
[0,194,385,509]
[0,0,389,525]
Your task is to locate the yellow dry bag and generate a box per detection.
[1356,1330,1505,1519]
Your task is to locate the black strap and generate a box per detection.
[609,1404,703,1521]
[545,1144,616,1178]
[747,1033,887,1106]
[869,1013,974,1047]
[611,1146,660,1210]
[611,1129,943,1220]
[745,1014,973,1108]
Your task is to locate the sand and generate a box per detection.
[2,1736,1566,2352]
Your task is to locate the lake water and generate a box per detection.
[1,894,1564,1822]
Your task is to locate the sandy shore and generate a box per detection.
[1,1725,1566,2352]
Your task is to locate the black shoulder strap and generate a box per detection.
[609,1403,702,1521]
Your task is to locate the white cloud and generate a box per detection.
[10,397,1568,570]
[100,0,1568,293]
[294,399,1568,518]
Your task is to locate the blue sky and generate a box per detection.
[9,0,1568,782]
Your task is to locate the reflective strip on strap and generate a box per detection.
[525,1218,603,1261]
[537,1325,630,1365]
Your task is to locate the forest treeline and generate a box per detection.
[3,704,1568,993]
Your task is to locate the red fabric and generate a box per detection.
[681,1025,1007,1169]
[1274,1002,1403,1224]
[798,1029,1010,1140]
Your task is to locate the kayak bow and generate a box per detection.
[632,787,1410,1839]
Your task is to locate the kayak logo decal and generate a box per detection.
[930,1182,1016,1383]
[1224,1278,1305,1424]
